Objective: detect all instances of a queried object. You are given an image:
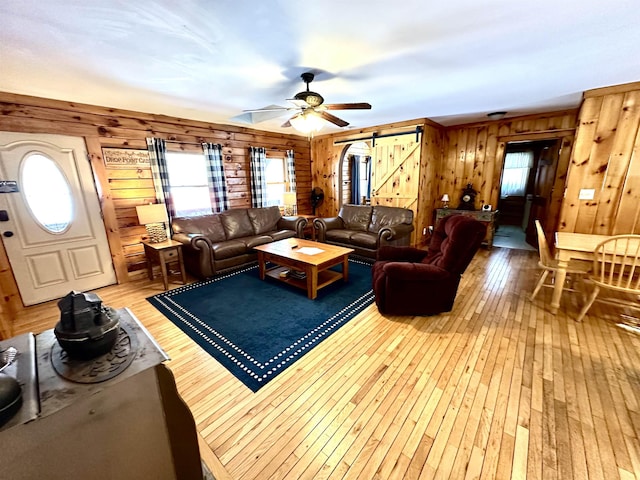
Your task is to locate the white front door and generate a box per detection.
[0,132,116,306]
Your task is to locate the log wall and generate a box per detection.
[559,81,640,234]
[310,119,443,247]
[0,92,311,311]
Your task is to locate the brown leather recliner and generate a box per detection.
[372,215,486,315]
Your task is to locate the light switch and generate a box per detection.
[578,188,595,200]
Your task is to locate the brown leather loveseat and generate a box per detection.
[172,206,306,278]
[314,204,414,259]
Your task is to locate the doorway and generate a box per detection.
[0,132,116,305]
[339,142,372,207]
[495,139,561,250]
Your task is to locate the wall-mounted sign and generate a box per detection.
[102,148,150,169]
[0,181,19,193]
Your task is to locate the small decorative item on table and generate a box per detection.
[457,184,477,210]
[54,291,121,360]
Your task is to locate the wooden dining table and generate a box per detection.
[551,232,611,313]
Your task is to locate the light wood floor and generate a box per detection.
[12,247,640,479]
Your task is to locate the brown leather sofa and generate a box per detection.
[171,206,306,278]
[313,204,414,258]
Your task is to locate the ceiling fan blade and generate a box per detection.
[323,102,372,110]
[242,104,290,113]
[286,98,309,108]
[318,111,349,127]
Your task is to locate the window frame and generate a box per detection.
[164,151,212,217]
[264,154,292,207]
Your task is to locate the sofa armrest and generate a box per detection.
[382,262,451,281]
[377,246,428,262]
[378,223,415,243]
[278,216,307,238]
[313,217,344,242]
[172,233,215,278]
[172,233,212,251]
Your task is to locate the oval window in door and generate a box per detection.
[21,153,73,233]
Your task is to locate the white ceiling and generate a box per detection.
[2,0,639,135]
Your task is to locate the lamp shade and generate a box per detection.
[441,194,450,202]
[282,191,297,215]
[282,192,297,206]
[289,111,324,134]
[136,204,168,225]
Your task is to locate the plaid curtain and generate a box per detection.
[146,137,174,232]
[365,155,372,200]
[249,146,267,208]
[202,143,229,213]
[286,149,296,192]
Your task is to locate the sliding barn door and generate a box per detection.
[370,139,421,244]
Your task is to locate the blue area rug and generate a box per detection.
[147,258,374,391]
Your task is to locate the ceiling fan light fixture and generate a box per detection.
[289,111,325,135]
[294,91,324,107]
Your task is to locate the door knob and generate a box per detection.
[3,231,13,237]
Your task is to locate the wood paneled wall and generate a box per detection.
[0,92,311,290]
[309,112,580,246]
[440,111,579,242]
[311,119,442,246]
[440,111,578,210]
[559,81,640,234]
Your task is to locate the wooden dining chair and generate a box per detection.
[576,234,640,322]
[530,220,590,302]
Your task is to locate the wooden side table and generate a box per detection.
[298,214,318,241]
[434,208,498,249]
[142,240,187,290]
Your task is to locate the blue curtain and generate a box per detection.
[286,149,296,192]
[350,154,361,205]
[365,155,372,201]
[249,146,267,207]
[146,137,174,232]
[202,143,229,213]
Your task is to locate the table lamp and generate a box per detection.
[282,192,298,216]
[136,203,169,243]
[441,194,450,209]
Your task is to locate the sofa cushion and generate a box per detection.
[339,205,372,231]
[211,239,248,260]
[247,206,281,234]
[220,209,254,240]
[369,206,413,233]
[240,235,273,249]
[326,229,355,243]
[349,231,378,249]
[172,215,226,243]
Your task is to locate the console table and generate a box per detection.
[435,208,498,249]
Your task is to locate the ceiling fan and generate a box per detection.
[243,72,372,130]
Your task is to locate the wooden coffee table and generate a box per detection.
[253,238,354,299]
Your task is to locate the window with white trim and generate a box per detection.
[165,152,212,217]
[264,155,291,207]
